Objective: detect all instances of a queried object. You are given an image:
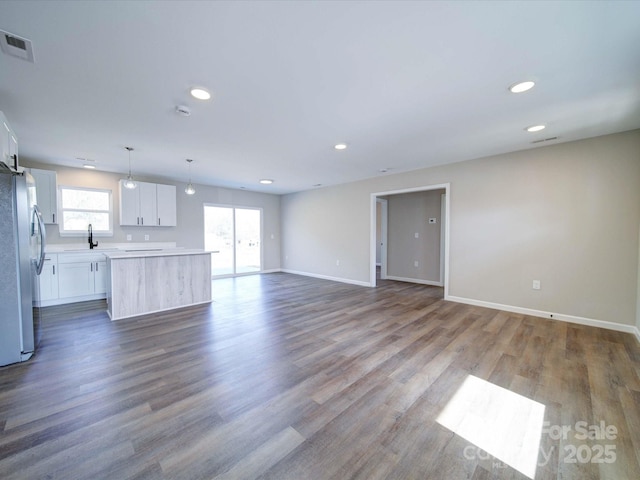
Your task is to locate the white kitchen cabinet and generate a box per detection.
[58,262,93,298]
[119,180,176,227]
[156,184,177,226]
[38,254,59,302]
[94,259,107,294]
[138,181,157,226]
[119,180,140,226]
[1,111,18,170]
[57,253,107,300]
[28,168,58,224]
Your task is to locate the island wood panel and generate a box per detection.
[108,257,146,320]
[145,254,211,312]
[107,252,211,320]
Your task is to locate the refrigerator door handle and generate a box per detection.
[32,205,46,275]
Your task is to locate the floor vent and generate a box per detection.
[0,30,35,63]
[531,136,558,144]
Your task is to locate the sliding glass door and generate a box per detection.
[204,205,262,276]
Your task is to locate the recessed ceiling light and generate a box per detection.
[83,164,96,169]
[334,143,347,150]
[259,179,274,185]
[526,125,546,132]
[509,81,535,93]
[190,87,211,100]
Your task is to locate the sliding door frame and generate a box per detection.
[204,203,264,278]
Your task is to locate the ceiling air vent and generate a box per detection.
[0,30,35,62]
[531,136,558,144]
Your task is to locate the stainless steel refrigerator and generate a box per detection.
[0,161,47,367]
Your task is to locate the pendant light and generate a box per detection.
[185,159,196,195]
[123,146,137,189]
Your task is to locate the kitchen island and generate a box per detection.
[104,249,212,320]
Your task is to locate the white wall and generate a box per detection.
[282,130,640,327]
[21,161,282,272]
[281,181,371,284]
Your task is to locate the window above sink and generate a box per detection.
[58,185,113,237]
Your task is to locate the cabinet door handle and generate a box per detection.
[95,262,99,271]
[53,265,55,275]
[141,217,144,225]
[91,263,93,272]
[137,217,140,225]
[52,213,55,223]
[158,218,161,226]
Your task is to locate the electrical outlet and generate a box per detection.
[533,280,541,290]
[336,260,340,266]
[126,234,132,241]
[429,218,437,224]
[414,261,419,267]
[414,232,419,238]
[144,234,149,241]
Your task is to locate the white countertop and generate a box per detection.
[103,249,213,259]
[46,243,217,259]
[46,242,177,254]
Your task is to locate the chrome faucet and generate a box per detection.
[88,224,98,249]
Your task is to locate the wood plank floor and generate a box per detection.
[1,273,639,479]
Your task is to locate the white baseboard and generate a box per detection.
[263,272,640,345]
[447,294,640,342]
[259,269,282,274]
[38,293,106,307]
[280,269,371,287]
[386,275,443,287]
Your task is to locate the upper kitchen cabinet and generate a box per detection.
[119,180,176,227]
[120,180,155,226]
[28,168,58,224]
[156,183,177,227]
[1,111,18,170]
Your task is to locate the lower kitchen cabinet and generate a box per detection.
[37,254,59,302]
[38,252,107,306]
[94,260,107,294]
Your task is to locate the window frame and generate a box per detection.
[57,185,114,237]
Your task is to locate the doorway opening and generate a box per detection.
[370,183,449,296]
[204,205,262,277]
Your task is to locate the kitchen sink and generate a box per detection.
[63,248,119,252]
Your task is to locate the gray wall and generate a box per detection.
[281,130,640,327]
[386,190,444,283]
[21,161,282,272]
[637,224,640,330]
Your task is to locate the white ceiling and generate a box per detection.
[1,1,639,195]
